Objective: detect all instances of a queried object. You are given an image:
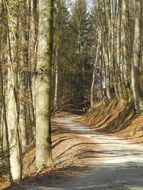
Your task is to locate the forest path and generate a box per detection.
[17,115,143,190]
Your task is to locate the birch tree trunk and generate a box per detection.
[36,0,53,169]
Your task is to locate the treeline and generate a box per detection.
[90,0,143,114]
[0,0,142,185]
[0,0,53,183]
[53,0,143,114]
[52,0,93,111]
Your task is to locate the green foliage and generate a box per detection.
[52,0,93,104]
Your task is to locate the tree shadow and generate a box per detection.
[52,137,79,149]
[7,162,143,190]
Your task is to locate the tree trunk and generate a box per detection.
[54,48,59,112]
[19,102,27,152]
[103,45,111,100]
[7,65,22,182]
[121,0,132,100]
[116,0,124,100]
[131,0,142,113]
[1,0,22,183]
[36,0,53,169]
[90,63,96,107]
[90,37,100,107]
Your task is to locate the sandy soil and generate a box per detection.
[5,114,143,190]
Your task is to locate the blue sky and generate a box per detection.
[87,0,93,10]
[70,0,93,10]
[87,0,93,6]
[67,0,93,13]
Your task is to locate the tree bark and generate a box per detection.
[36,0,53,169]
[7,64,22,182]
[131,0,143,113]
[54,48,59,112]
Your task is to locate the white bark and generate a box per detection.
[7,65,22,182]
[103,46,111,100]
[19,104,27,152]
[54,48,59,111]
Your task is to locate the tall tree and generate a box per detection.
[70,0,92,102]
[131,0,143,113]
[36,0,54,169]
[5,0,22,182]
[53,0,68,111]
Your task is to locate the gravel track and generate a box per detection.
[12,115,143,190]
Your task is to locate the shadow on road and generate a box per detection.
[8,162,143,190]
[6,116,143,190]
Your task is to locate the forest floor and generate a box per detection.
[3,109,143,190]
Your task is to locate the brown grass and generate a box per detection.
[83,99,143,144]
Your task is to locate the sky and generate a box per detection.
[87,0,93,9]
[69,0,93,11]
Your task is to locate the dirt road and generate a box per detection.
[10,115,143,190]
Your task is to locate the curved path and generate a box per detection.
[17,115,143,190]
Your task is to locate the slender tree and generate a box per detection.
[5,0,22,182]
[131,0,143,113]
